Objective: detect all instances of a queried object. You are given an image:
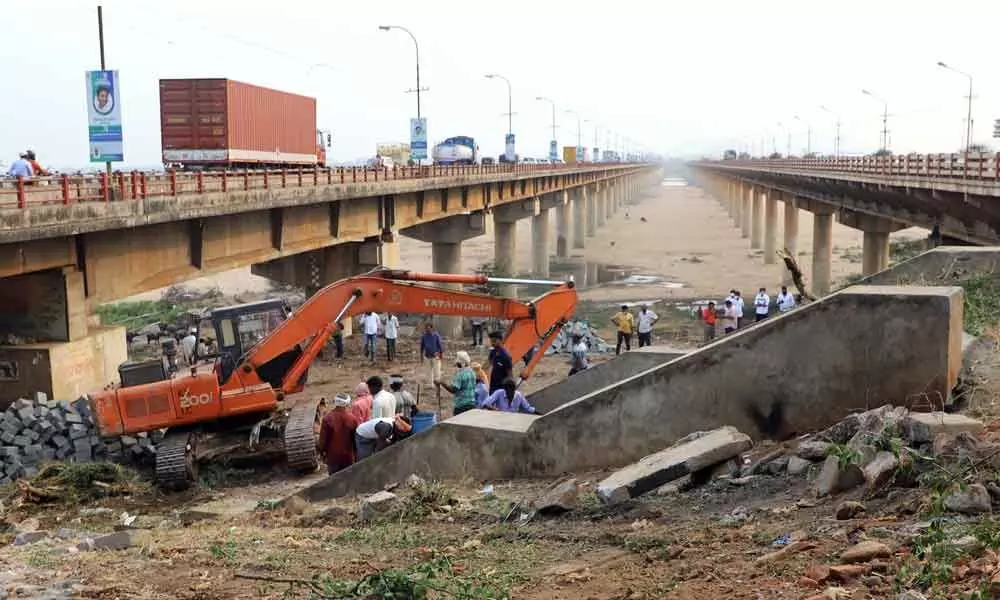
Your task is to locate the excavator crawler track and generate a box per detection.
[284,398,321,473]
[156,431,197,491]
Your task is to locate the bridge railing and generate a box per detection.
[0,162,631,209]
[713,153,1000,181]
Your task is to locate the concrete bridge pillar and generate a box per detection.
[732,181,743,228]
[750,186,764,249]
[555,191,571,259]
[532,207,551,278]
[782,196,799,285]
[740,184,751,238]
[764,189,778,264]
[812,211,834,296]
[604,183,613,221]
[400,212,486,337]
[572,188,587,249]
[862,232,890,276]
[596,183,607,228]
[586,185,598,237]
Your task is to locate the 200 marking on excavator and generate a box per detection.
[179,389,214,411]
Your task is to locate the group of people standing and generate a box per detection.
[610,304,659,355]
[7,150,48,178]
[700,286,797,342]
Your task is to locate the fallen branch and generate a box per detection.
[777,248,816,302]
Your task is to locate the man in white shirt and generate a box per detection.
[636,304,658,348]
[776,285,796,313]
[722,299,738,334]
[754,287,771,322]
[733,290,745,328]
[383,312,399,361]
[368,376,397,419]
[180,327,198,365]
[354,416,394,460]
[362,311,380,362]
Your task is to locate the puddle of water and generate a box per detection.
[548,260,685,290]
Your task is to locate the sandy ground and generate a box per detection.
[127,177,926,308]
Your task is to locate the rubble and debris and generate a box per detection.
[814,455,865,497]
[787,455,812,476]
[12,530,49,546]
[862,450,899,489]
[359,490,398,521]
[839,540,891,563]
[76,530,133,551]
[944,483,992,515]
[534,478,580,515]
[596,426,752,504]
[901,412,985,444]
[834,501,866,520]
[404,474,426,488]
[544,320,615,355]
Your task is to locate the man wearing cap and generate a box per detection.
[435,351,478,416]
[318,394,361,474]
[486,331,513,394]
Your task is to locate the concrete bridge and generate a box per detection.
[690,152,1000,296]
[0,163,661,404]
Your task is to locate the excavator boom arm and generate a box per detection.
[241,269,576,392]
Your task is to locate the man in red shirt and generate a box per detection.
[701,301,718,344]
[317,393,361,474]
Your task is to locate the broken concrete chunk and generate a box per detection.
[835,500,866,520]
[945,483,992,515]
[787,455,812,476]
[795,440,832,461]
[535,478,579,515]
[13,531,49,546]
[814,455,865,497]
[359,490,398,521]
[403,474,425,488]
[817,413,861,444]
[596,426,752,504]
[862,451,899,490]
[76,530,133,551]
[901,413,984,444]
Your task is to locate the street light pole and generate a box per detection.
[378,25,425,119]
[564,109,581,156]
[484,74,512,135]
[794,115,811,156]
[937,61,974,155]
[861,89,889,152]
[536,96,557,159]
[819,105,841,157]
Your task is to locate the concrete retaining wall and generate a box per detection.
[298,286,963,500]
[530,346,687,414]
[860,246,1000,286]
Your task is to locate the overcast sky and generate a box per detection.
[4,0,1000,168]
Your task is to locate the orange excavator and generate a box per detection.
[89,269,577,489]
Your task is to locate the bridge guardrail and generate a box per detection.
[704,153,1000,181]
[0,163,638,209]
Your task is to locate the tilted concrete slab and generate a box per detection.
[296,285,963,501]
[596,426,752,504]
[531,345,688,414]
[858,246,1000,287]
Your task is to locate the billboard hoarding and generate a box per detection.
[86,70,124,162]
[410,118,428,160]
[504,133,516,162]
[548,140,558,161]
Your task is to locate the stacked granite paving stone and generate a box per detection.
[0,394,158,485]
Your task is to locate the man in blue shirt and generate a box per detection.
[487,331,513,394]
[7,154,33,178]
[482,379,540,414]
[419,322,444,389]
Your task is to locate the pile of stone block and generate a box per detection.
[0,393,158,485]
[546,321,614,355]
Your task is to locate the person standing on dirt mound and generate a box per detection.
[612,305,635,355]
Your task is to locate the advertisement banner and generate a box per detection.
[504,133,516,162]
[410,118,427,160]
[548,140,558,161]
[86,70,123,162]
[593,147,600,163]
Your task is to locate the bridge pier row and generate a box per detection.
[596,183,607,228]
[812,211,834,296]
[837,213,904,277]
[555,191,571,259]
[732,180,743,228]
[532,207,551,279]
[572,188,587,249]
[782,196,800,286]
[727,180,737,220]
[586,185,598,237]
[604,183,614,221]
[763,189,778,264]
[750,186,764,249]
[400,213,487,338]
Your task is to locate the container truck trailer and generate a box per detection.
[159,78,331,170]
[432,136,478,165]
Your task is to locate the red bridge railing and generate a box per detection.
[0,162,630,209]
[708,153,1000,181]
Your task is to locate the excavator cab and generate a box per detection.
[208,299,303,388]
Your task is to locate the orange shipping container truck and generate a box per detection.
[159,78,330,169]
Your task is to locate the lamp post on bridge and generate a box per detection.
[564,109,582,161]
[584,119,600,162]
[861,89,889,153]
[794,115,811,156]
[819,105,841,157]
[937,61,974,156]
[485,73,515,161]
[536,96,558,161]
[379,25,429,162]
[776,122,790,157]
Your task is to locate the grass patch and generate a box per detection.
[889,238,929,265]
[959,273,1000,336]
[94,299,187,329]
